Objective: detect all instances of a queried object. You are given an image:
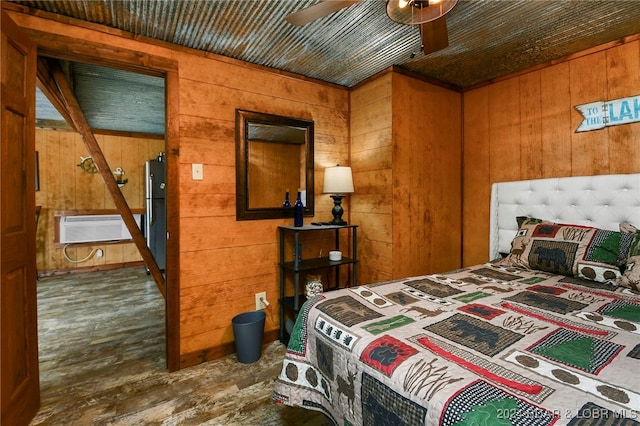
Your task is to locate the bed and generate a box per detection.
[272,173,640,425]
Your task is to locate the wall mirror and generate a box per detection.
[236,109,314,220]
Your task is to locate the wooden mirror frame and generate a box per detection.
[235,109,314,221]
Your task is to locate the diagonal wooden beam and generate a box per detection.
[43,58,166,298]
[36,57,76,131]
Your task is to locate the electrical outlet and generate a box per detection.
[255,291,267,310]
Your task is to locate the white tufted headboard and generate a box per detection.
[489,173,640,260]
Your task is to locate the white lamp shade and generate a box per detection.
[323,166,354,194]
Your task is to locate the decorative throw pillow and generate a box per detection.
[498,217,633,282]
[617,222,640,291]
[305,274,323,299]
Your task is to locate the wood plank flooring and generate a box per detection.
[31,266,331,425]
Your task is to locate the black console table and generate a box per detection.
[278,224,358,343]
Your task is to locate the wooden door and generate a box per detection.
[1,10,40,425]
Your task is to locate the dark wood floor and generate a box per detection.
[31,266,331,425]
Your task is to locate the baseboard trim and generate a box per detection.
[37,261,145,277]
[179,328,280,369]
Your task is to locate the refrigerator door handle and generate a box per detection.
[148,171,155,224]
[148,172,154,199]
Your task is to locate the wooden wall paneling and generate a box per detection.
[179,242,279,351]
[101,134,118,210]
[359,240,393,284]
[519,72,543,179]
[40,131,56,271]
[177,141,234,189]
[179,77,344,128]
[314,134,350,166]
[177,79,348,182]
[488,78,522,184]
[428,84,462,273]
[176,52,348,113]
[179,247,276,294]
[74,133,101,210]
[539,62,572,178]
[569,52,609,176]
[180,277,276,353]
[351,70,393,106]
[462,38,640,268]
[180,192,235,219]
[177,163,235,215]
[180,271,277,314]
[35,129,162,272]
[60,132,77,209]
[178,79,349,188]
[350,73,393,284]
[179,115,235,144]
[177,123,236,222]
[351,129,393,166]
[119,135,143,208]
[392,75,433,278]
[350,169,393,285]
[174,59,349,361]
[54,132,76,268]
[100,134,121,265]
[121,137,164,265]
[351,71,461,282]
[178,217,278,252]
[392,74,461,277]
[606,41,640,172]
[462,88,491,266]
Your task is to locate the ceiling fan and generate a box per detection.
[284,0,458,55]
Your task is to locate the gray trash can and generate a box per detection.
[232,310,266,364]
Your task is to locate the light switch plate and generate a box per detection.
[192,163,203,180]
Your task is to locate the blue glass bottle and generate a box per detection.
[294,191,304,227]
[282,191,291,208]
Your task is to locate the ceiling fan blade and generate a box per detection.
[420,16,449,54]
[285,0,360,26]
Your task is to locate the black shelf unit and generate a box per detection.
[278,224,358,343]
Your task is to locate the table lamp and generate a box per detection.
[323,165,354,225]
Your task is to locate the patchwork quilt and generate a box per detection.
[272,263,640,425]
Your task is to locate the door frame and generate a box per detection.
[9,14,181,371]
[1,9,39,424]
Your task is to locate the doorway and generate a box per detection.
[35,60,166,275]
[1,13,180,422]
[33,55,178,370]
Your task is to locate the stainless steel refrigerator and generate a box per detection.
[144,155,166,271]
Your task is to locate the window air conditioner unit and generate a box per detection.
[59,214,142,244]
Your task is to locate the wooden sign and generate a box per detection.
[575,95,640,132]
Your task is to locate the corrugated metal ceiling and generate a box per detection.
[36,63,165,134]
[14,0,640,133]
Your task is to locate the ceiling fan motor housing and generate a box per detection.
[387,0,458,25]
